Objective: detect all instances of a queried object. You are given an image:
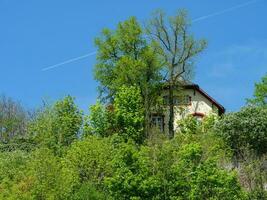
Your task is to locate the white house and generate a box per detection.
[151,83,225,133]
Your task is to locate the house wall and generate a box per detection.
[162,88,218,133]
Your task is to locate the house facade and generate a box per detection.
[151,83,225,133]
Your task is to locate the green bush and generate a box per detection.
[29,96,83,155]
[71,182,105,200]
[84,101,115,137]
[215,106,267,157]
[114,86,145,144]
[104,134,245,200]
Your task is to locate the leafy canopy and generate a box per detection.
[94,17,162,101]
[29,96,83,154]
[215,106,267,157]
[247,73,267,107]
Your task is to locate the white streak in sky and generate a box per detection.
[192,0,261,23]
[42,0,262,72]
[41,51,97,71]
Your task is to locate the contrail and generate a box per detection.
[42,0,262,72]
[41,51,97,71]
[192,0,261,22]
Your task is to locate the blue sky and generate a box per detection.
[1,0,266,112]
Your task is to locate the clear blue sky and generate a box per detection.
[1,0,266,112]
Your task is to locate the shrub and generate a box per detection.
[215,106,267,157]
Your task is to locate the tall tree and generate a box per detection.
[247,73,267,107]
[29,96,83,154]
[0,95,28,142]
[147,10,207,138]
[215,106,267,158]
[114,86,144,144]
[94,17,162,136]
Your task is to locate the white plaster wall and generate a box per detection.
[162,89,218,133]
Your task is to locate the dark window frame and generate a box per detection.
[151,114,165,132]
[163,95,192,106]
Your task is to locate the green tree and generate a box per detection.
[215,106,267,158]
[0,95,28,143]
[105,134,245,200]
[53,96,83,147]
[147,10,207,138]
[114,86,145,144]
[84,101,115,137]
[177,114,219,135]
[0,150,30,199]
[84,86,144,143]
[63,135,114,196]
[0,148,77,200]
[26,148,66,200]
[29,96,83,154]
[168,143,244,200]
[71,182,105,200]
[247,73,267,107]
[94,17,162,137]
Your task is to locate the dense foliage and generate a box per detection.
[0,95,28,142]
[2,92,264,199]
[247,73,267,107]
[215,106,267,157]
[29,96,83,155]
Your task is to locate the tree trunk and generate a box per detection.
[168,83,174,139]
[144,88,150,138]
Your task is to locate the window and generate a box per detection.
[163,95,191,105]
[176,95,191,105]
[151,115,164,131]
